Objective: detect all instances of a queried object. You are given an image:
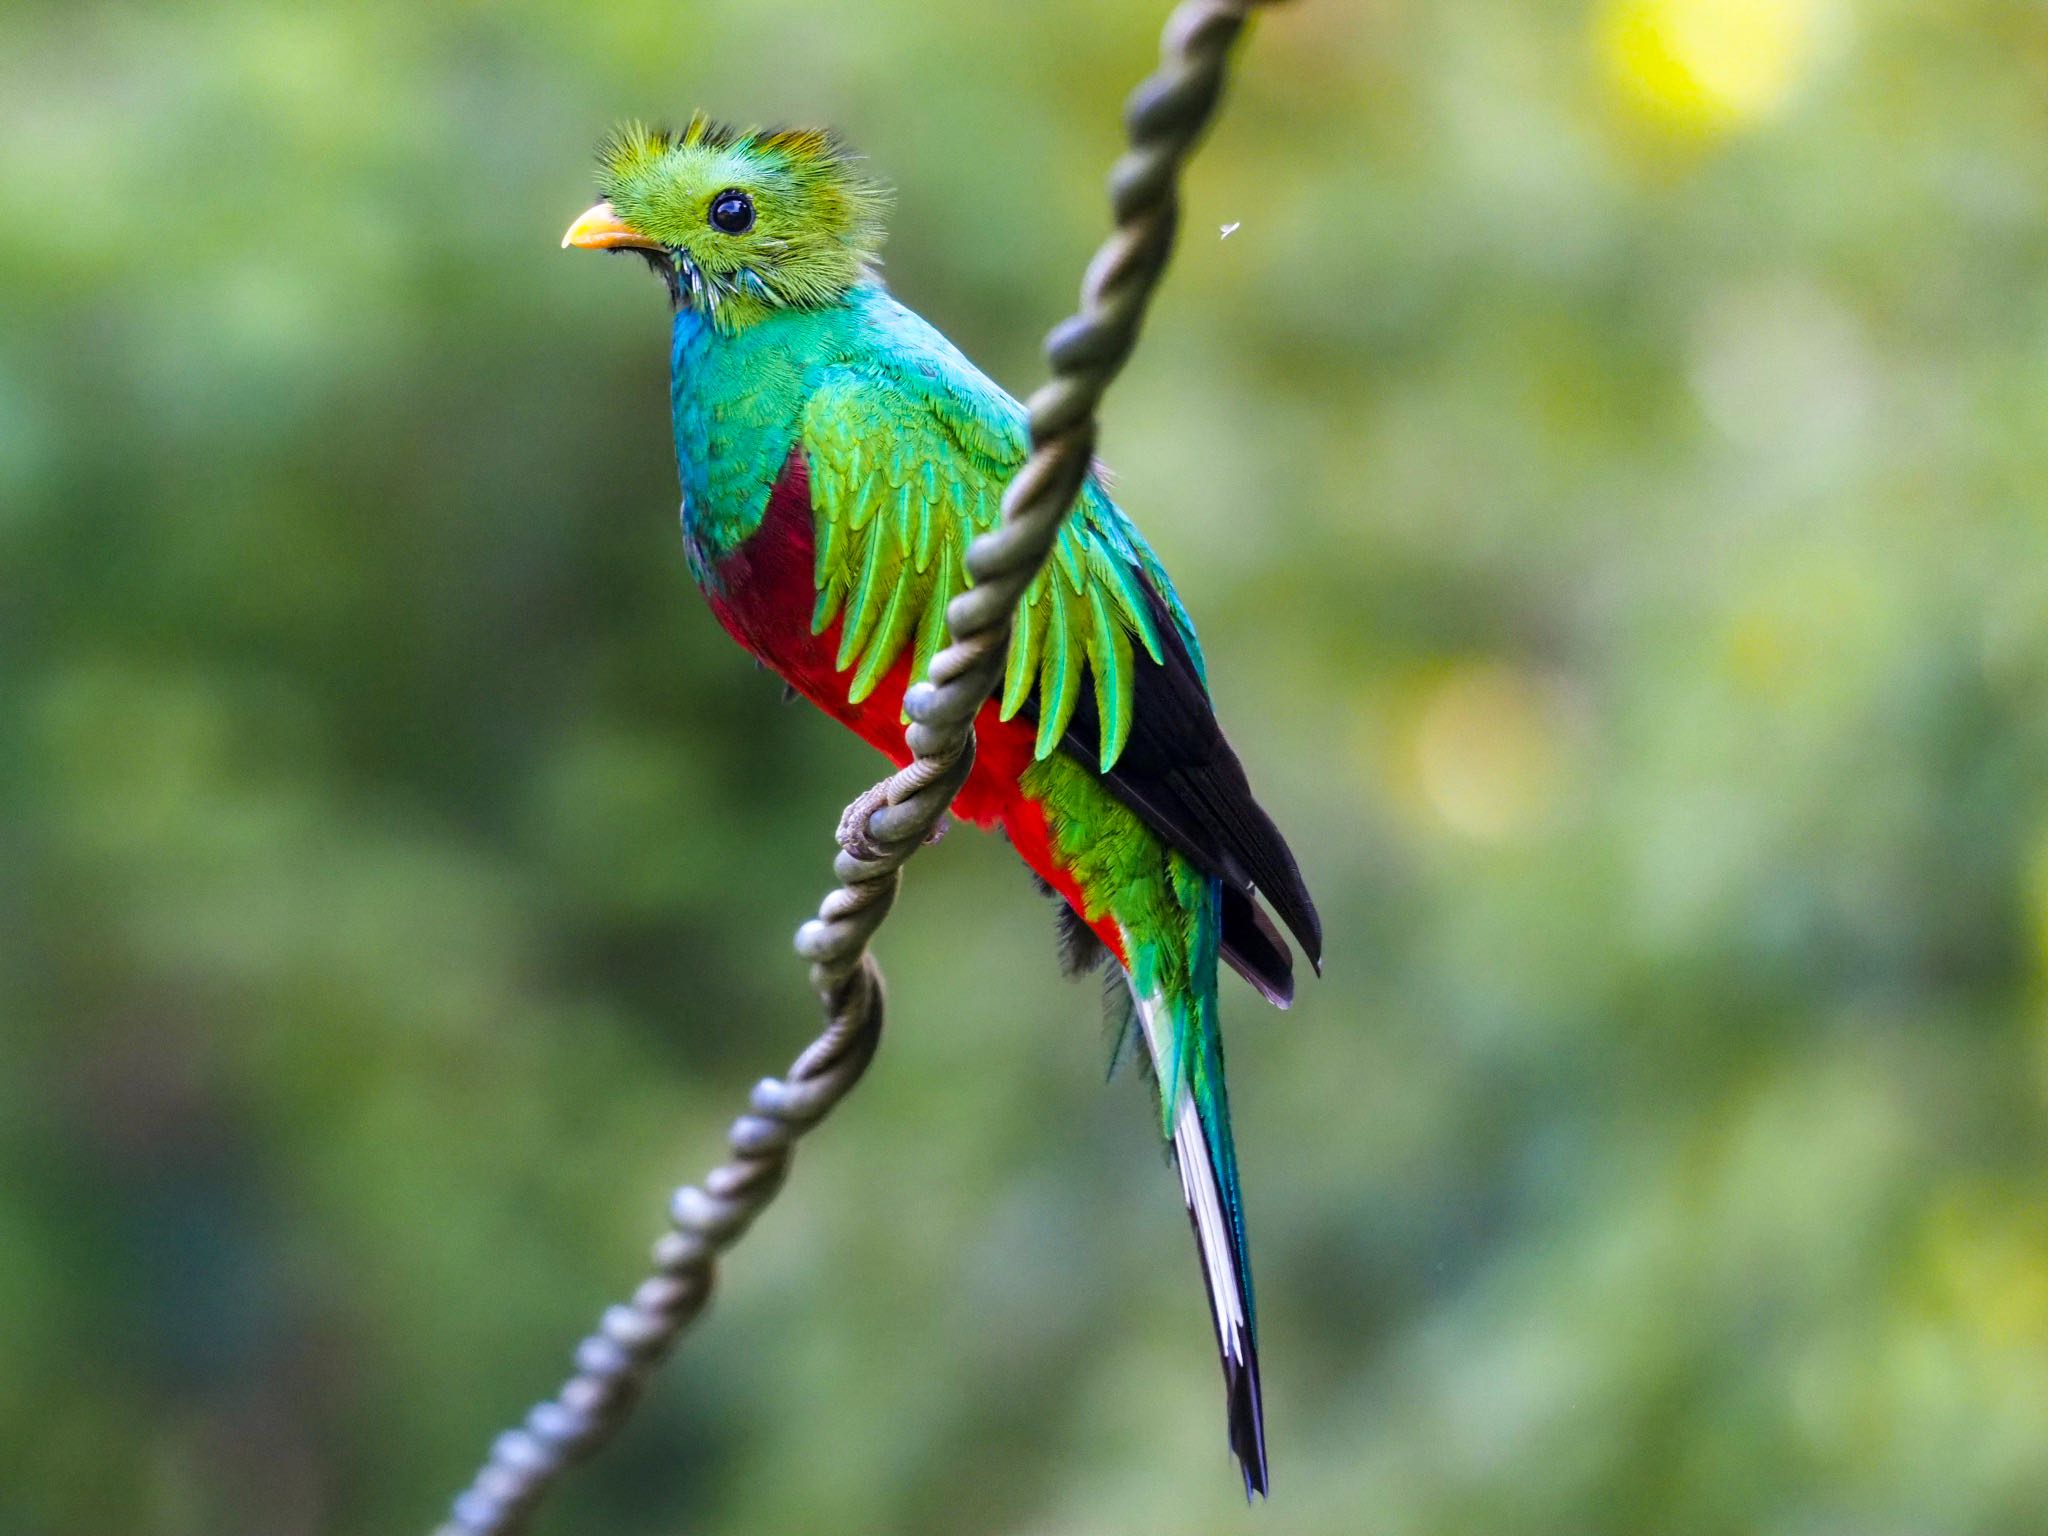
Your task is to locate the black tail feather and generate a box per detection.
[1221,885,1293,1008]
[1229,1335,1269,1497]
[1194,1223,1269,1498]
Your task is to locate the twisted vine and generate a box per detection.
[435,4,1276,1529]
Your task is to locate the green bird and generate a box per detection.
[563,116,1320,1494]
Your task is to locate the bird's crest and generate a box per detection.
[593,115,889,323]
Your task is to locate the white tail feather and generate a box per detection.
[1130,986,1247,1360]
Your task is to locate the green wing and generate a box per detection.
[799,360,1169,770]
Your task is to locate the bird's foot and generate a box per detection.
[836,787,952,862]
[836,784,896,862]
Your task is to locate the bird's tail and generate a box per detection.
[1121,881,1268,1498]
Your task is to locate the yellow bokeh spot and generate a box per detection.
[1923,1193,2048,1352]
[1601,0,1836,137]
[1399,663,1577,844]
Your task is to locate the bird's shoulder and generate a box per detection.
[800,285,1027,476]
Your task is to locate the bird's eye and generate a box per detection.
[709,190,755,235]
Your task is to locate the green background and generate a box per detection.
[8,1,2048,1532]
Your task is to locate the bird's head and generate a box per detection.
[563,115,888,329]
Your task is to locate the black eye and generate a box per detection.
[709,190,754,234]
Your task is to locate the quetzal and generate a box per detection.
[563,117,1320,1495]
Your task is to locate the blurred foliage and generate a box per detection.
[7,0,2048,1532]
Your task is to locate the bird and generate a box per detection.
[562,115,1320,1496]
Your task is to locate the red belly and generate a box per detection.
[703,452,1126,965]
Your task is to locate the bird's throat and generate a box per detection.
[669,301,838,568]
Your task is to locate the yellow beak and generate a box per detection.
[561,201,659,251]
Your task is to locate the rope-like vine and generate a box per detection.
[435,4,1276,1528]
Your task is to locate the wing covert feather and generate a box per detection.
[798,364,1159,768]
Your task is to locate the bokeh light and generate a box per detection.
[1396,662,1582,844]
[1601,0,1844,136]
